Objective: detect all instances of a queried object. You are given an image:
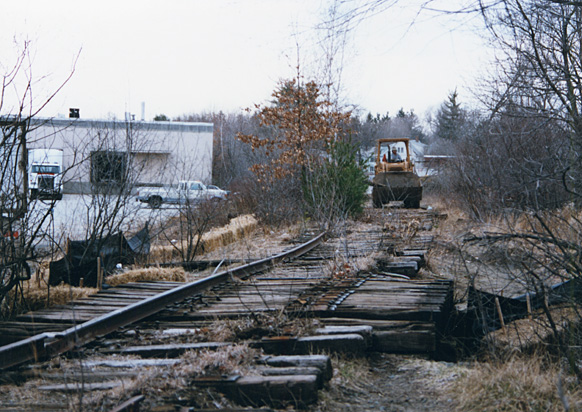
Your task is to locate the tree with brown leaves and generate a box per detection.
[237,78,351,183]
[238,77,367,229]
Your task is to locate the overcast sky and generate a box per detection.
[1,0,490,122]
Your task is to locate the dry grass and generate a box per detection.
[423,193,476,246]
[179,343,259,377]
[149,214,258,263]
[322,254,377,280]
[316,354,376,410]
[199,222,303,262]
[330,354,374,389]
[200,310,318,342]
[483,306,579,357]
[106,266,187,286]
[451,356,582,411]
[4,272,97,314]
[202,318,258,342]
[510,203,582,236]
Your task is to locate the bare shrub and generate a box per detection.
[230,174,302,227]
[441,113,570,220]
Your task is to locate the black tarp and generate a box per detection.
[467,278,582,335]
[49,225,150,287]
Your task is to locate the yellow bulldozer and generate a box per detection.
[372,137,422,208]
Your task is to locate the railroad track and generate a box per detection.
[0,207,452,411]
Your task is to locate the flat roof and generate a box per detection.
[1,116,213,133]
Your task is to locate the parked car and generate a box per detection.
[136,180,228,208]
[207,184,230,198]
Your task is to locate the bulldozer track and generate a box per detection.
[0,206,452,411]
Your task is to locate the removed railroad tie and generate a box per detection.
[194,374,320,409]
[376,272,410,280]
[257,366,325,388]
[253,333,366,355]
[229,374,319,409]
[392,255,423,266]
[104,341,230,358]
[314,325,373,342]
[315,319,436,354]
[38,381,121,392]
[296,333,366,354]
[260,354,333,381]
[5,369,139,384]
[103,333,365,358]
[83,359,180,368]
[376,258,418,277]
[321,317,430,330]
[108,395,145,412]
[396,250,426,267]
[372,327,436,353]
[190,354,332,409]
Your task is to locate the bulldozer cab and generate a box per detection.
[372,137,422,209]
[375,138,414,174]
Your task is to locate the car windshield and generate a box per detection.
[379,142,406,162]
[32,165,60,174]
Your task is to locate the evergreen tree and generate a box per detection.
[435,90,466,141]
[153,114,170,121]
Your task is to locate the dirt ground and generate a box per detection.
[313,353,467,412]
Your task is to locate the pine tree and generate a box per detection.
[435,90,465,141]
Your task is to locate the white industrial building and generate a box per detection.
[25,117,214,194]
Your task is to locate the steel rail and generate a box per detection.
[0,231,326,370]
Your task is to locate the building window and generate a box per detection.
[91,151,127,184]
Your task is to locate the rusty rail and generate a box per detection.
[0,232,326,370]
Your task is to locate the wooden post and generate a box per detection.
[79,277,84,288]
[526,294,532,320]
[494,297,506,334]
[97,257,103,290]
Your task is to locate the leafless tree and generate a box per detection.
[82,120,155,239]
[424,1,582,371]
[0,41,76,315]
[176,111,258,190]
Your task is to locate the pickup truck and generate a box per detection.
[136,180,228,208]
